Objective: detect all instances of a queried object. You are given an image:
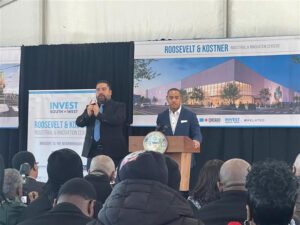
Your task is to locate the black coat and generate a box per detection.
[88,179,203,225]
[23,177,45,195]
[17,202,92,225]
[76,100,127,159]
[18,194,52,222]
[196,190,247,225]
[84,173,112,204]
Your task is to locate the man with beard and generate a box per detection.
[76,80,127,169]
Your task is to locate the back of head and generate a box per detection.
[12,151,35,170]
[89,155,115,178]
[57,178,96,202]
[46,148,83,190]
[219,158,250,191]
[3,168,22,200]
[116,150,168,185]
[165,155,181,190]
[191,159,224,205]
[294,154,300,176]
[57,178,97,217]
[246,160,298,225]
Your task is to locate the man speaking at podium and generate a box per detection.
[156,88,202,155]
[76,80,127,168]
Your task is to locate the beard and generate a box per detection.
[97,94,107,104]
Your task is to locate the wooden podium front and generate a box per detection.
[129,136,200,191]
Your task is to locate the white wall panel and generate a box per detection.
[1,0,300,46]
[229,0,300,37]
[0,0,42,46]
[46,0,226,44]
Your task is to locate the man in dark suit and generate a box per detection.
[156,88,202,149]
[76,80,127,168]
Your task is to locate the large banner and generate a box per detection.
[0,47,20,128]
[28,89,94,181]
[133,36,300,127]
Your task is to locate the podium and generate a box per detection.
[129,136,200,191]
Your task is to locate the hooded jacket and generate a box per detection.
[88,179,203,225]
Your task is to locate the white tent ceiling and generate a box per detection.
[0,0,300,46]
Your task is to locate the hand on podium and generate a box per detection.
[193,140,200,150]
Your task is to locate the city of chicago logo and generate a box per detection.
[143,131,168,154]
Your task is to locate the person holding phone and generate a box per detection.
[76,80,127,169]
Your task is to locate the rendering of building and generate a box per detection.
[146,59,297,106]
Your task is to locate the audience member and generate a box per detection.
[88,150,203,225]
[246,160,298,225]
[188,159,224,213]
[19,148,83,222]
[196,158,250,225]
[85,155,115,204]
[12,151,44,196]
[18,178,96,225]
[0,169,26,225]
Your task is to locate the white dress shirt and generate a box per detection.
[169,106,181,134]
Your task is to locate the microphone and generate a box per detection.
[156,124,169,135]
[19,163,31,177]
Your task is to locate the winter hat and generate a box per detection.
[12,151,36,170]
[165,155,181,190]
[116,150,168,185]
[47,148,83,186]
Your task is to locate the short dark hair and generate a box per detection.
[58,178,97,200]
[167,88,181,96]
[12,151,36,170]
[246,160,298,225]
[96,80,111,90]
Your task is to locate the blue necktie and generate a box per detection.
[93,104,103,142]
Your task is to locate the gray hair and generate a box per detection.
[89,155,115,177]
[3,169,22,199]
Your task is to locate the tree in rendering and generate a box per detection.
[259,88,271,106]
[134,59,160,87]
[189,87,204,105]
[221,83,240,105]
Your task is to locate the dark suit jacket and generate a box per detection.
[76,100,127,159]
[18,202,92,225]
[156,106,202,142]
[195,190,247,225]
[23,177,45,195]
